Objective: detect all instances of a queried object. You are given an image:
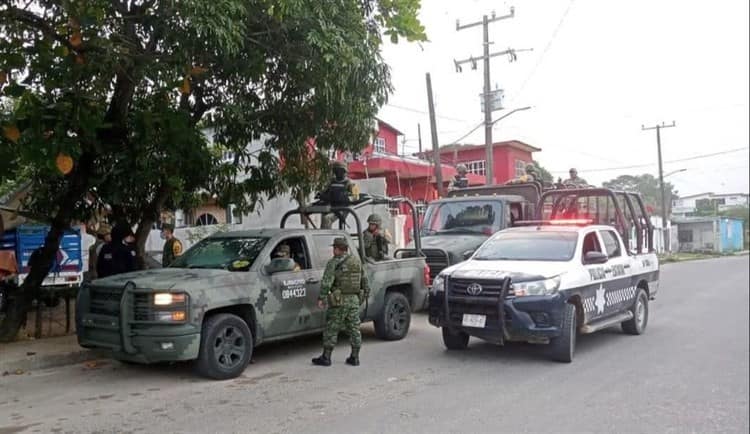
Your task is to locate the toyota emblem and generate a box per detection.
[466,283,483,296]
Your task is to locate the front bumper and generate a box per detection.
[76,284,201,363]
[428,290,567,344]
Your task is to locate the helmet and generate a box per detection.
[367,214,382,225]
[456,164,467,175]
[331,160,347,172]
[569,168,578,175]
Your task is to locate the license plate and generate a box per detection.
[462,314,486,328]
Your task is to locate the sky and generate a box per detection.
[377,0,750,197]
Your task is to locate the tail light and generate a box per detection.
[423,263,432,286]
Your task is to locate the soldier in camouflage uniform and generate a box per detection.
[312,237,370,367]
[563,168,588,187]
[363,214,390,261]
[161,223,183,267]
[448,164,469,191]
[320,161,360,229]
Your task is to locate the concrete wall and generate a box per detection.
[677,221,718,252]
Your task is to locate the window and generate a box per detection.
[374,137,386,154]
[225,205,243,225]
[170,237,268,270]
[581,232,603,257]
[270,237,311,270]
[599,230,621,258]
[421,200,503,236]
[678,230,693,243]
[465,160,486,176]
[515,160,527,178]
[473,231,578,262]
[196,213,218,226]
[312,234,360,264]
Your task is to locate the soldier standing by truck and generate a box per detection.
[312,237,369,367]
[319,161,360,229]
[87,224,111,280]
[363,214,390,261]
[161,223,183,267]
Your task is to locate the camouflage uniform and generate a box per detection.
[363,214,389,261]
[320,161,360,229]
[162,224,183,267]
[448,164,469,191]
[563,168,588,187]
[312,237,369,366]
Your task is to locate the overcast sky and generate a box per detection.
[377,0,750,196]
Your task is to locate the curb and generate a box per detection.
[0,347,109,374]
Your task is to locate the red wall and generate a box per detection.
[377,122,399,155]
[433,145,533,185]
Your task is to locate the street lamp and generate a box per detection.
[663,168,687,179]
[490,106,532,127]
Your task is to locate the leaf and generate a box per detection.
[69,31,83,48]
[190,66,209,76]
[180,77,191,94]
[3,125,20,143]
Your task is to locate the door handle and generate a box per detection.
[623,264,631,269]
[306,278,320,284]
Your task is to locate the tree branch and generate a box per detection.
[1,6,78,52]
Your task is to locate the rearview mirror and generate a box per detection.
[584,251,609,265]
[264,258,296,274]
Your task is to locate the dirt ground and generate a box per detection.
[13,296,77,341]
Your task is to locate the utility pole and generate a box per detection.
[455,7,531,185]
[426,73,444,197]
[417,123,423,155]
[642,121,676,252]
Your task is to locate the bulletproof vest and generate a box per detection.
[322,178,351,206]
[364,230,387,260]
[453,176,468,188]
[333,254,362,295]
[163,238,178,266]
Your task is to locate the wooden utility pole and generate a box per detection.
[426,73,443,197]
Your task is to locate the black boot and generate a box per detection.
[346,347,360,366]
[312,347,332,366]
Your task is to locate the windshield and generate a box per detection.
[473,231,578,261]
[170,237,269,270]
[421,200,503,236]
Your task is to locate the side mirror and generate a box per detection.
[264,258,296,274]
[462,249,475,260]
[228,259,251,272]
[584,251,609,265]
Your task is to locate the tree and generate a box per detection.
[0,0,426,341]
[531,160,553,183]
[602,174,678,217]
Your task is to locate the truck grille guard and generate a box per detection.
[444,275,512,345]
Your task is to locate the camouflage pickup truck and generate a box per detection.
[76,202,428,379]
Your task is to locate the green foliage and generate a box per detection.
[531,160,553,183]
[602,174,678,216]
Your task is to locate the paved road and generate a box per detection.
[1,256,748,434]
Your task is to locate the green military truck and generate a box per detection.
[76,201,429,380]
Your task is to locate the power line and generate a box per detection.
[384,103,473,123]
[509,0,576,103]
[549,147,750,173]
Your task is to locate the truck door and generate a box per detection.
[596,229,635,316]
[265,236,318,336]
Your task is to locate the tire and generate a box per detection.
[441,327,469,350]
[374,292,411,341]
[548,303,576,363]
[622,288,649,335]
[194,313,253,380]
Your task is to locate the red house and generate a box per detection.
[415,140,542,185]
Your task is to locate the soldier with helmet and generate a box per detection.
[363,214,391,261]
[506,163,539,185]
[319,161,360,229]
[312,237,370,367]
[449,164,469,191]
[563,168,588,187]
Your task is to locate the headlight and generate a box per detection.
[431,275,445,295]
[512,276,561,297]
[154,293,187,306]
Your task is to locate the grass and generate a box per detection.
[659,251,744,263]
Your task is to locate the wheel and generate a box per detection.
[622,288,649,335]
[374,292,411,341]
[548,303,576,363]
[194,313,253,380]
[441,327,469,350]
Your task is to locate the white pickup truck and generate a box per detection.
[428,218,660,362]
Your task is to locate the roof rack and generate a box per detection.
[514,219,593,227]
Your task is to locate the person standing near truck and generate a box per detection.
[161,223,183,267]
[312,237,369,367]
[87,224,111,280]
[363,214,390,261]
[97,223,137,278]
